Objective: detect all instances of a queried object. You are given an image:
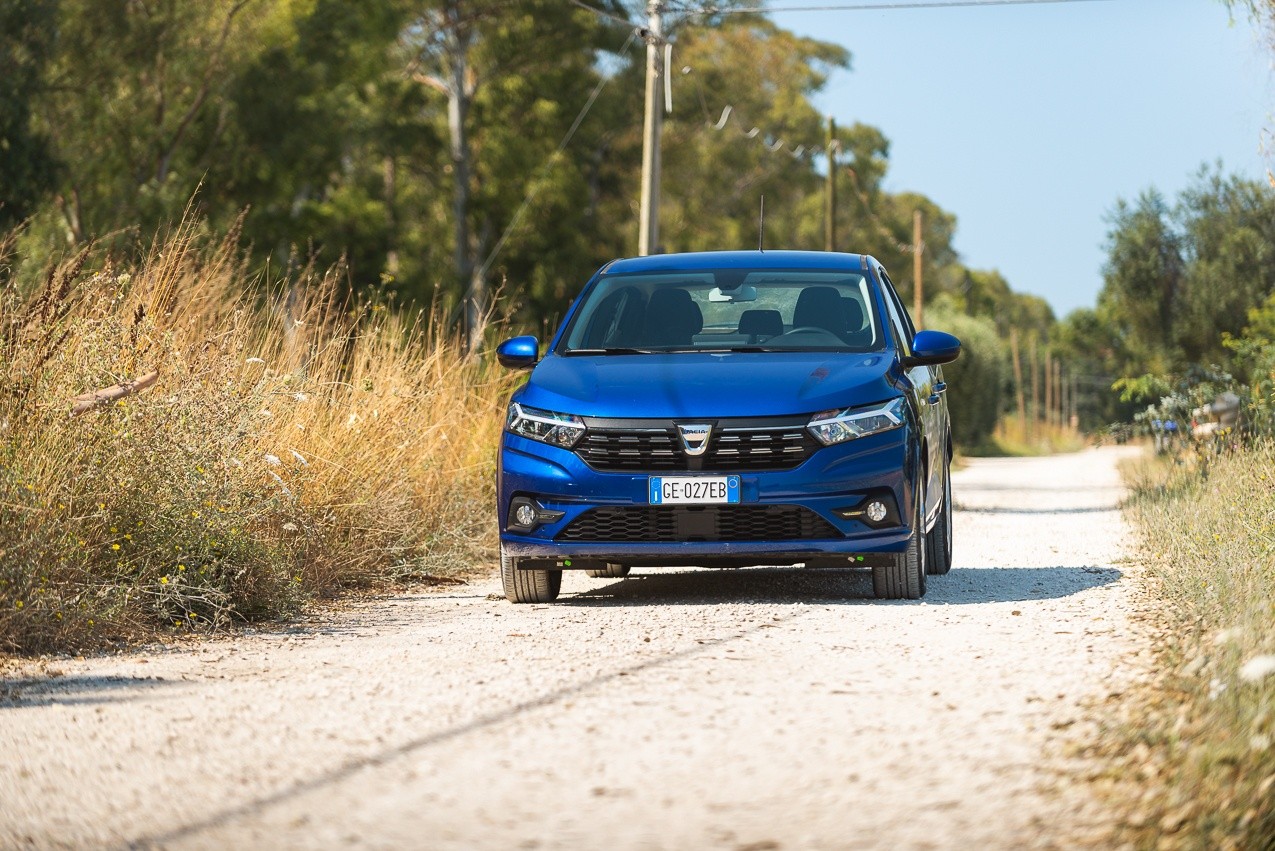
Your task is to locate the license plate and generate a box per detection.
[649,476,741,505]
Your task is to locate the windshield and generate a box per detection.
[558,269,884,354]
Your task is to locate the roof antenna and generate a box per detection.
[758,195,765,252]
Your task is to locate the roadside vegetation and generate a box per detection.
[0,221,514,653]
[1079,159,1275,848]
[1101,447,1275,849]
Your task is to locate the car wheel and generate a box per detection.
[585,563,631,579]
[873,479,927,600]
[500,543,562,603]
[925,460,954,576]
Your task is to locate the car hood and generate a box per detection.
[518,352,899,419]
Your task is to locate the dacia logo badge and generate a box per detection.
[677,424,713,457]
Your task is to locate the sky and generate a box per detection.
[763,0,1274,318]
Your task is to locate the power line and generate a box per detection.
[477,29,640,281]
[676,0,1112,14]
[567,0,640,28]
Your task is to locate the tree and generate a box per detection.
[32,0,268,243]
[1097,190,1184,377]
[0,0,58,228]
[1174,168,1275,363]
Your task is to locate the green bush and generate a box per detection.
[926,305,1008,447]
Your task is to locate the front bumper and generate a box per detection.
[498,424,918,568]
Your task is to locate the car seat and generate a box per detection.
[792,286,849,337]
[583,286,647,348]
[839,296,876,348]
[641,288,704,348]
[737,309,784,343]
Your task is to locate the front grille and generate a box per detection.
[577,420,820,473]
[557,505,841,543]
[577,430,682,471]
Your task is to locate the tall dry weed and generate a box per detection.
[0,218,516,652]
[1105,448,1275,848]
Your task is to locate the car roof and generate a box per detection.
[599,250,874,276]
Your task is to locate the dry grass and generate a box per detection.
[1097,447,1275,849]
[0,218,516,653]
[965,414,1087,457]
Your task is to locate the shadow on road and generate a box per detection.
[0,673,175,709]
[558,564,1121,607]
[954,504,1115,515]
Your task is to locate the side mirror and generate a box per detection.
[496,335,539,370]
[904,330,961,367]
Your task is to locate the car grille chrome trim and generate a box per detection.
[576,418,819,473]
[556,505,842,543]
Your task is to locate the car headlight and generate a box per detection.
[807,398,906,446]
[506,402,586,449]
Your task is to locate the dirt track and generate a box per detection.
[1,446,1147,849]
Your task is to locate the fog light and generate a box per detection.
[514,504,538,527]
[866,501,888,523]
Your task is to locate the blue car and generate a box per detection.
[495,250,961,603]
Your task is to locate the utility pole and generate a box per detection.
[1010,328,1026,437]
[1029,336,1039,442]
[638,1,664,257]
[912,210,924,329]
[1054,359,1063,430]
[825,116,837,252]
[1044,350,1054,431]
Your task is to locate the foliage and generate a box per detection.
[0,221,514,653]
[925,297,1008,447]
[0,0,58,228]
[8,2,1040,347]
[1096,169,1275,382]
[1072,167,1275,438]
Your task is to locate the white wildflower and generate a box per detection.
[293,392,309,402]
[281,522,299,533]
[1239,655,1275,684]
[267,470,293,498]
[259,409,273,419]
[1208,678,1228,700]
[290,450,308,466]
[264,454,281,467]
[246,357,266,365]
[1212,628,1240,646]
[347,413,360,426]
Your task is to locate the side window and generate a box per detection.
[877,270,913,356]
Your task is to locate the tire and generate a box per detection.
[925,460,954,576]
[585,563,631,579]
[500,543,562,603]
[873,479,927,600]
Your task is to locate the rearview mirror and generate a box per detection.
[496,335,539,369]
[904,330,961,367]
[708,285,758,303]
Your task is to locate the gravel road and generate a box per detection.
[2,446,1147,850]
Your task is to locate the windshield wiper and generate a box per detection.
[563,347,653,355]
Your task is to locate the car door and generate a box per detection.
[877,268,943,527]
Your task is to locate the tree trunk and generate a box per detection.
[443,1,482,353]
